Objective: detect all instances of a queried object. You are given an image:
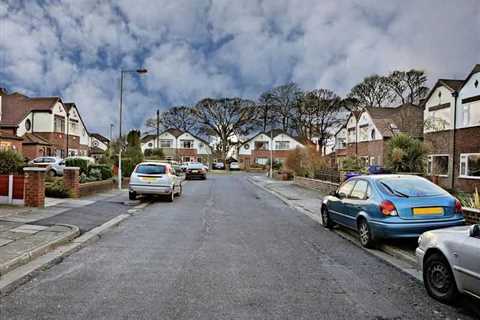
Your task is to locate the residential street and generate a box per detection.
[0,174,477,320]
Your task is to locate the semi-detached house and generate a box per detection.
[0,90,90,160]
[238,129,306,169]
[334,104,424,168]
[423,64,480,192]
[141,128,212,163]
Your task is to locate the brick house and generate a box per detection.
[89,133,110,160]
[334,104,424,168]
[238,129,306,169]
[0,90,90,160]
[141,128,212,163]
[423,64,480,192]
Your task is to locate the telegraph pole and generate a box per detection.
[156,109,160,148]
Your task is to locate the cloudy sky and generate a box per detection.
[1,0,479,136]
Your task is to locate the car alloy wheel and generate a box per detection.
[358,219,374,248]
[321,207,333,229]
[424,253,458,303]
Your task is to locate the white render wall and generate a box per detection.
[345,112,383,143]
[458,71,480,128]
[424,86,455,133]
[141,132,212,154]
[239,133,304,156]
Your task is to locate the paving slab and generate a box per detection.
[0,239,13,247]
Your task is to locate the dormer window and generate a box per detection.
[370,129,376,140]
[475,80,479,88]
[438,91,442,98]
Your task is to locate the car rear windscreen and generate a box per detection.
[187,163,204,169]
[377,177,446,197]
[136,164,166,174]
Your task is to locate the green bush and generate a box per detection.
[45,179,71,198]
[88,164,113,180]
[0,150,24,175]
[385,133,428,173]
[65,158,89,175]
[88,168,102,181]
[121,158,136,177]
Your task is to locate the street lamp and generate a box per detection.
[118,68,148,190]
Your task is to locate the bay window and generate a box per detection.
[459,153,480,178]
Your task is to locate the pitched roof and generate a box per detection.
[364,104,423,138]
[242,129,306,145]
[0,92,60,126]
[90,133,109,144]
[166,128,184,137]
[22,133,52,145]
[463,64,480,85]
[141,128,211,148]
[439,79,464,92]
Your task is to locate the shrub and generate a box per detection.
[144,148,165,159]
[45,179,71,198]
[88,168,102,181]
[88,164,113,180]
[285,146,327,178]
[65,158,89,175]
[121,158,136,177]
[341,156,364,172]
[385,133,428,173]
[0,150,24,175]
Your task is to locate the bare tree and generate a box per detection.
[386,69,429,105]
[256,92,277,132]
[266,83,302,132]
[145,106,198,133]
[192,98,257,162]
[348,75,394,108]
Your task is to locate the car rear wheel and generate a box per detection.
[166,189,175,202]
[175,184,182,197]
[48,169,56,177]
[358,218,375,248]
[321,206,334,229]
[424,252,458,304]
[129,191,136,200]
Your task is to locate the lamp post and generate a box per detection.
[270,126,273,178]
[118,68,148,190]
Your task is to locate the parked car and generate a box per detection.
[212,162,225,170]
[367,165,391,175]
[229,162,240,171]
[321,175,465,248]
[185,162,207,180]
[416,224,480,303]
[28,157,65,177]
[128,162,182,202]
[180,162,192,172]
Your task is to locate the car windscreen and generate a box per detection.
[377,177,446,197]
[187,163,204,169]
[35,157,55,163]
[135,164,166,175]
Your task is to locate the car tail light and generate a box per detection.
[379,200,398,216]
[455,199,463,213]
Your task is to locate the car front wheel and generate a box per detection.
[321,206,334,229]
[358,218,375,248]
[129,191,136,200]
[424,252,458,304]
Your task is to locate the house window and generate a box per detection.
[462,102,480,127]
[255,157,268,165]
[336,138,346,149]
[181,140,194,148]
[254,141,269,150]
[244,143,250,150]
[160,139,172,148]
[427,155,449,176]
[275,141,290,150]
[54,115,65,133]
[183,156,191,162]
[347,128,356,143]
[459,154,480,178]
[462,104,470,127]
[147,142,153,147]
[70,120,78,133]
[25,119,32,131]
[359,125,368,141]
[369,156,376,165]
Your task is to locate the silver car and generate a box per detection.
[129,162,182,202]
[29,156,65,176]
[416,224,480,303]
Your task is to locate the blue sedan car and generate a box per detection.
[321,175,465,248]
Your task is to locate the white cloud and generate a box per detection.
[0,0,479,134]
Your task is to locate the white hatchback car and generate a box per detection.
[416,224,480,303]
[29,156,65,176]
[129,162,182,202]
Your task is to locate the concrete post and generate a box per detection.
[23,167,46,207]
[63,167,80,198]
[8,174,13,204]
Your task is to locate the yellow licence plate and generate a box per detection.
[141,177,157,182]
[413,207,444,215]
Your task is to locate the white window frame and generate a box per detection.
[462,104,470,127]
[255,157,268,165]
[459,153,480,179]
[275,141,290,150]
[427,154,449,177]
[160,139,172,148]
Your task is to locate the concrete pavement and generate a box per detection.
[0,174,477,319]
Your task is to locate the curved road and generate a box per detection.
[0,174,477,319]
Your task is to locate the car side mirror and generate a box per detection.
[336,192,347,199]
[469,224,480,238]
[329,190,337,196]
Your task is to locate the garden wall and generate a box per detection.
[463,208,480,225]
[79,179,115,197]
[294,176,339,195]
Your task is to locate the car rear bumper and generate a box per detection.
[129,184,172,195]
[369,218,465,239]
[186,173,206,179]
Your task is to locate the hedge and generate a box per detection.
[65,158,89,175]
[88,164,113,180]
[0,150,25,175]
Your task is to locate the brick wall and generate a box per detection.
[63,167,80,198]
[23,167,46,207]
[463,208,480,225]
[294,176,339,195]
[79,179,115,197]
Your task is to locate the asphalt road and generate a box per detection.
[0,174,478,319]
